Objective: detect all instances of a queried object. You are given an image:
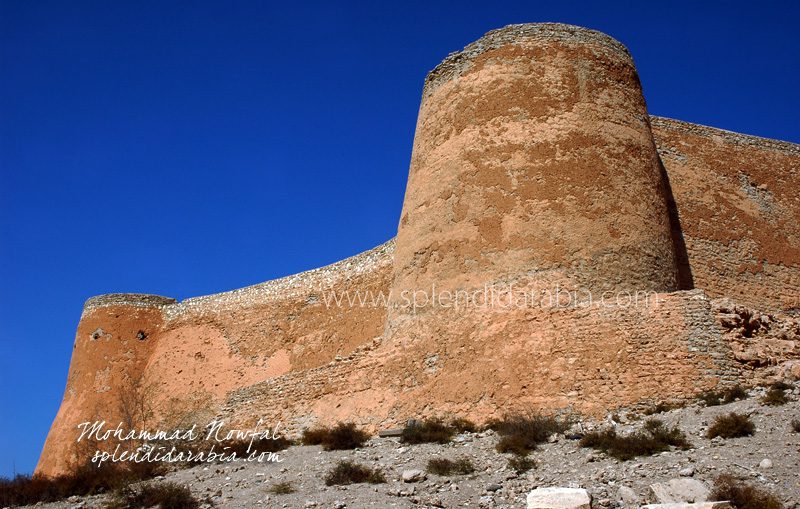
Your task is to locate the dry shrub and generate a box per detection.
[486,414,569,456]
[324,461,386,486]
[401,418,456,445]
[449,417,477,433]
[426,457,475,476]
[710,473,783,509]
[706,413,755,439]
[762,387,789,406]
[507,455,536,474]
[104,481,198,509]
[580,419,690,461]
[300,422,369,450]
[700,385,749,407]
[643,402,675,415]
[0,461,165,507]
[267,481,295,495]
[723,385,748,403]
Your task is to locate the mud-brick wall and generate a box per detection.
[35,241,395,478]
[653,117,800,313]
[219,289,739,433]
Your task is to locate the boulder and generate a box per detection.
[649,478,710,503]
[617,486,640,508]
[526,487,591,509]
[401,469,426,483]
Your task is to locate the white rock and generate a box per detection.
[617,486,640,508]
[758,458,773,469]
[649,479,710,503]
[679,467,695,477]
[401,469,426,483]
[526,487,591,509]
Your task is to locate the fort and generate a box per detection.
[37,23,800,477]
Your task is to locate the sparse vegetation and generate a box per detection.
[301,422,369,450]
[792,419,800,433]
[104,482,199,509]
[401,418,457,445]
[709,473,783,509]
[486,413,570,456]
[706,412,755,439]
[507,455,536,474]
[699,385,749,407]
[724,385,749,403]
[426,457,475,476]
[0,461,165,507]
[762,387,789,406]
[324,460,386,486]
[267,481,296,495]
[449,417,477,433]
[643,402,676,415]
[580,419,690,461]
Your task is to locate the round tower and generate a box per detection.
[36,293,175,477]
[389,23,677,324]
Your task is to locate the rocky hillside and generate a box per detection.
[15,382,800,509]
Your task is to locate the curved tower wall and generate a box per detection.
[389,24,678,328]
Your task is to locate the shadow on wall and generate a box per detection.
[658,156,694,290]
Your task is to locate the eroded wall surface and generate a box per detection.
[652,117,800,313]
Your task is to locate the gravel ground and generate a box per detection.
[19,384,800,509]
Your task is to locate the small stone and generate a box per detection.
[486,483,502,492]
[679,467,695,477]
[759,458,773,469]
[617,486,639,509]
[333,501,346,509]
[402,469,426,483]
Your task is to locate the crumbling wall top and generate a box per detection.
[423,23,633,96]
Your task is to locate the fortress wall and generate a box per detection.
[653,117,800,312]
[218,289,738,433]
[36,299,173,477]
[35,241,395,477]
[37,22,800,479]
[389,23,678,333]
[160,239,394,372]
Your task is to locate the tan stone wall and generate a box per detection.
[653,117,800,313]
[219,289,738,434]
[35,241,394,477]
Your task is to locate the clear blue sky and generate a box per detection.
[1,0,798,477]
